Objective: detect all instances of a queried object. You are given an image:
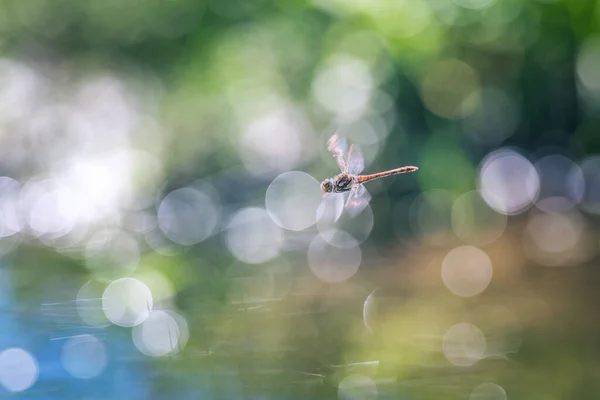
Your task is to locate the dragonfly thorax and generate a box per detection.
[321,173,355,193]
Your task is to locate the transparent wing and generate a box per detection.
[345,184,371,217]
[346,144,365,175]
[327,132,348,173]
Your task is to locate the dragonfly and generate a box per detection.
[321,133,418,216]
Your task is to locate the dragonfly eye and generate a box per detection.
[321,180,333,193]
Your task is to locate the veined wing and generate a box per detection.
[327,132,348,173]
[345,184,371,217]
[346,143,365,176]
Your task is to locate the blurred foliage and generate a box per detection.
[0,0,600,399]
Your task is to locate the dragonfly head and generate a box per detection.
[321,179,334,193]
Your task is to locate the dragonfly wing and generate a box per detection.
[346,144,365,175]
[327,132,348,173]
[345,184,371,217]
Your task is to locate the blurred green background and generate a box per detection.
[0,0,599,398]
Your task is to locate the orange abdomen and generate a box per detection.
[357,166,419,184]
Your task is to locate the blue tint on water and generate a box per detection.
[0,266,157,399]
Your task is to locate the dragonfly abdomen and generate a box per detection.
[357,166,418,184]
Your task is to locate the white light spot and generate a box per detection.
[61,335,107,379]
[523,211,589,267]
[526,212,582,254]
[226,207,284,264]
[478,149,539,215]
[22,179,79,238]
[59,151,139,221]
[265,171,323,231]
[442,323,486,366]
[442,246,493,297]
[132,310,189,357]
[308,233,361,283]
[312,55,373,120]
[451,191,507,245]
[0,348,38,392]
[102,278,153,327]
[470,382,507,400]
[338,374,378,400]
[157,187,219,246]
[240,107,310,175]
